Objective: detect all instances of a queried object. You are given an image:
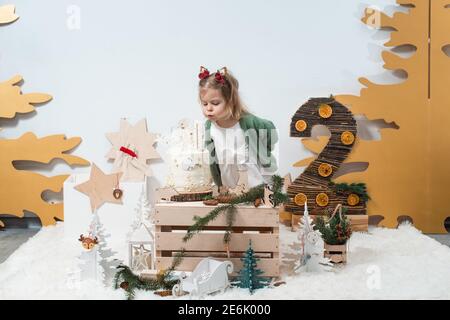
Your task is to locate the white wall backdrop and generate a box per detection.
[0,0,406,192]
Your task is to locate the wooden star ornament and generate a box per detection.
[105,118,160,182]
[75,164,123,212]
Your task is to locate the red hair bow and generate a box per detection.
[214,71,225,85]
[198,66,210,80]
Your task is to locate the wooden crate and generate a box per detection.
[324,243,347,264]
[154,201,280,277]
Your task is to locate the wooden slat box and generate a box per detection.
[154,201,280,277]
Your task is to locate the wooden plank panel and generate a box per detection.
[156,257,280,277]
[156,201,273,209]
[155,232,279,252]
[155,205,278,227]
[157,251,273,259]
[169,226,274,232]
[346,215,369,232]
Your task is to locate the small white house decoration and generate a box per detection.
[127,186,155,273]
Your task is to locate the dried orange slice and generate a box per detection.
[294,193,307,206]
[347,193,360,206]
[341,131,355,145]
[316,193,329,207]
[318,163,333,177]
[295,119,307,132]
[318,104,333,118]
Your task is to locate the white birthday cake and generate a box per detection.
[161,119,212,194]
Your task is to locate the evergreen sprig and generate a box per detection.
[329,182,370,203]
[113,250,185,299]
[183,175,288,243]
[314,208,352,245]
[271,175,289,206]
[224,206,237,244]
[183,203,235,242]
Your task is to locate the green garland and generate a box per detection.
[224,205,237,244]
[113,250,185,300]
[329,182,370,203]
[183,175,289,243]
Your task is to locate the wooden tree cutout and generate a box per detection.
[301,0,450,232]
[0,77,89,227]
[0,11,89,227]
[0,4,19,24]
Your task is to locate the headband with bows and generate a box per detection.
[198,66,228,85]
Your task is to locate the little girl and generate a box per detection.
[198,66,278,191]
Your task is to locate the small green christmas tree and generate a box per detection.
[236,240,269,294]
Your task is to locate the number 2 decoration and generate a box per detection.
[285,97,366,216]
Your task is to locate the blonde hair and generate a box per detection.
[199,69,249,120]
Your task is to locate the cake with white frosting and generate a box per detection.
[161,119,212,195]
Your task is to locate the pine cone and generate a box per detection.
[120,281,129,290]
[273,281,286,287]
[154,290,173,297]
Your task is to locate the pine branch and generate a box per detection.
[183,203,234,242]
[329,182,370,203]
[314,211,352,245]
[183,175,288,243]
[162,249,186,282]
[269,175,290,207]
[224,206,237,244]
[230,183,264,204]
[113,255,182,300]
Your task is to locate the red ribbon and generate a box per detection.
[215,71,225,84]
[120,146,138,158]
[198,66,210,80]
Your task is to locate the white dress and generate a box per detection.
[210,121,274,188]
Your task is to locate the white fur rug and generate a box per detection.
[1,223,449,299]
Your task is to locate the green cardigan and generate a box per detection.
[204,113,278,187]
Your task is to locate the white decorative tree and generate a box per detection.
[78,211,121,286]
[127,186,153,240]
[96,218,121,286]
[294,202,332,273]
[78,212,103,282]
